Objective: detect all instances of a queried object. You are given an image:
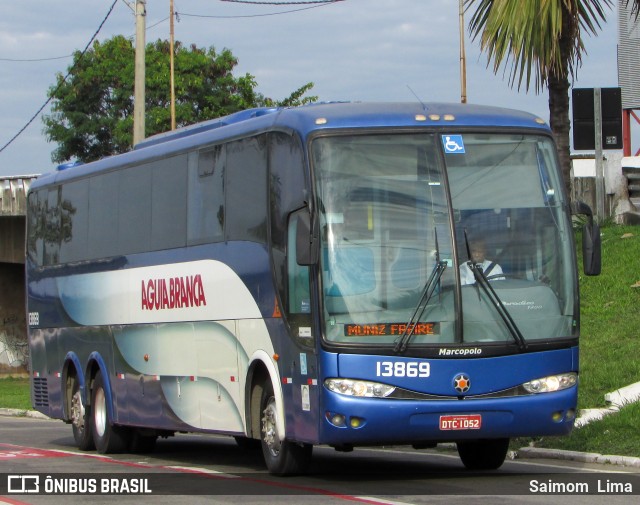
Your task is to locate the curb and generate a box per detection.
[0,408,51,420]
[516,447,640,468]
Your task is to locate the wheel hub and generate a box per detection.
[94,387,107,437]
[261,400,282,456]
[71,391,85,430]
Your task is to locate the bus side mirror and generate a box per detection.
[296,209,319,266]
[572,201,601,276]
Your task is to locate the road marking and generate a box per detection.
[356,499,414,505]
[165,465,240,478]
[0,443,398,504]
[0,447,73,460]
[0,497,33,505]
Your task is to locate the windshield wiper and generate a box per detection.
[394,261,447,354]
[463,231,528,352]
[394,230,447,354]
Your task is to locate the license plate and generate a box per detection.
[439,414,482,430]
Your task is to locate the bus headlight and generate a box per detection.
[522,372,577,394]
[324,378,395,398]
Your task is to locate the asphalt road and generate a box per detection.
[0,415,638,505]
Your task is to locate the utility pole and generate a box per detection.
[459,0,467,104]
[169,0,176,130]
[594,88,605,222]
[133,0,146,145]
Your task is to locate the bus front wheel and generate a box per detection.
[457,438,510,470]
[91,371,130,454]
[259,380,312,475]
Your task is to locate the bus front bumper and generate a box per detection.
[318,387,577,445]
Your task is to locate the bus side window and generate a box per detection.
[44,187,61,265]
[284,209,314,347]
[268,131,312,343]
[187,147,225,245]
[27,191,45,266]
[225,136,268,243]
[287,211,311,316]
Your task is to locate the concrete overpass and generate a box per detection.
[1,175,38,375]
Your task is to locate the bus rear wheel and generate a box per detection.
[91,371,130,454]
[259,381,312,475]
[457,438,510,470]
[70,375,94,451]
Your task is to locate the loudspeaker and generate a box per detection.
[572,88,622,150]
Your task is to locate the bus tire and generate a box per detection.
[259,380,312,475]
[70,375,94,451]
[91,371,130,454]
[457,438,510,470]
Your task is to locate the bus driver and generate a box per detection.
[460,239,504,285]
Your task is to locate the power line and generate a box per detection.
[180,0,342,19]
[0,16,169,63]
[0,55,72,63]
[0,0,343,157]
[179,4,333,19]
[1,4,341,63]
[221,0,343,4]
[148,16,170,30]
[0,0,119,156]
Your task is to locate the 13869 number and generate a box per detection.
[376,361,430,378]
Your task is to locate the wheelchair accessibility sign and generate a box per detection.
[442,135,465,154]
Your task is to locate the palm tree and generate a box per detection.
[465,0,640,195]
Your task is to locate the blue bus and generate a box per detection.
[26,102,600,475]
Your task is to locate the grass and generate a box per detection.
[525,224,640,457]
[1,225,639,456]
[573,225,640,408]
[0,377,31,411]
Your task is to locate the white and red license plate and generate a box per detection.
[439,414,482,431]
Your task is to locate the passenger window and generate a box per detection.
[188,147,225,244]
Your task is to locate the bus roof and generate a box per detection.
[31,102,550,190]
[277,101,548,133]
[138,102,549,147]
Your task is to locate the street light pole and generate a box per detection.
[594,88,605,222]
[133,0,146,145]
[459,0,467,104]
[170,0,176,130]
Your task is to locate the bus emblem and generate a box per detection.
[453,374,471,394]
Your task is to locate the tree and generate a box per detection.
[43,35,316,163]
[465,0,640,194]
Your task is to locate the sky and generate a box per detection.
[0,0,633,177]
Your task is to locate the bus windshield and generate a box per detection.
[312,132,577,349]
